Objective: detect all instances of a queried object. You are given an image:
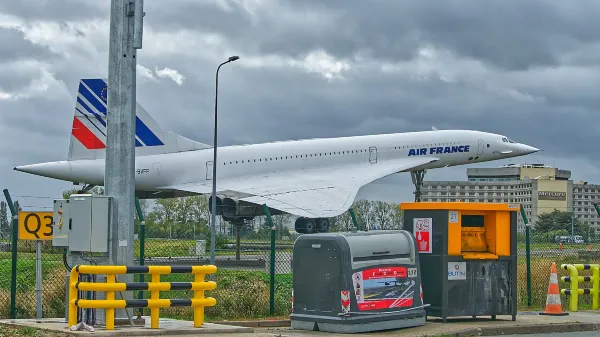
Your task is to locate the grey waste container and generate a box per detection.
[290,230,427,333]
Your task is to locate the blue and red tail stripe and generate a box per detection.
[72,117,105,149]
[73,79,164,149]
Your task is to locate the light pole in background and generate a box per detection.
[210,55,239,266]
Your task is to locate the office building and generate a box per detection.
[421,163,600,233]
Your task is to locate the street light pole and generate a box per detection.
[210,55,240,266]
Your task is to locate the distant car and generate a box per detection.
[554,235,584,243]
[573,235,585,244]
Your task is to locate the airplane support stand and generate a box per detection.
[411,169,427,202]
[235,222,243,261]
[77,184,97,194]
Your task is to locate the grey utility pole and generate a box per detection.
[103,0,144,325]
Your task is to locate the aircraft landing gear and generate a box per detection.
[411,169,427,202]
[295,217,329,234]
[76,184,96,194]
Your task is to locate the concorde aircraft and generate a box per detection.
[14,79,540,233]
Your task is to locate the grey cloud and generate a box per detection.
[3,0,107,21]
[0,29,55,64]
[297,0,600,70]
[1,0,600,207]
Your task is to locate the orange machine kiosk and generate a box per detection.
[399,202,518,322]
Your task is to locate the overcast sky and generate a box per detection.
[1,0,599,212]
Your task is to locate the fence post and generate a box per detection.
[134,197,145,315]
[349,208,360,231]
[519,204,532,307]
[263,204,275,316]
[3,189,18,319]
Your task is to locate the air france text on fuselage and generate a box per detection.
[408,145,471,156]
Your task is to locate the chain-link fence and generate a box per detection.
[0,235,68,319]
[516,231,600,311]
[1,190,598,321]
[136,214,297,321]
[0,192,67,320]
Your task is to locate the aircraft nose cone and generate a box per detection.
[521,145,540,153]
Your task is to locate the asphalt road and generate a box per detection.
[506,332,597,337]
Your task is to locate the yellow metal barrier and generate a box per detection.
[68,265,217,330]
[560,263,599,311]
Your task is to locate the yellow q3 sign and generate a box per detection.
[18,211,54,240]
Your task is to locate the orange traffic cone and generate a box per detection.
[540,262,568,316]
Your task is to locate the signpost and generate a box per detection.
[18,211,53,240]
[18,211,53,320]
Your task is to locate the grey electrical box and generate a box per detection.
[290,230,427,333]
[52,199,70,247]
[68,194,111,253]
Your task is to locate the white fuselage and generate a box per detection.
[15,129,538,192]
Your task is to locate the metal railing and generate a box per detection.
[68,264,217,330]
[560,263,599,311]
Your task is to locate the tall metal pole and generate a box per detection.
[210,56,239,266]
[104,0,144,324]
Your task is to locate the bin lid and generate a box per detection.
[340,231,414,268]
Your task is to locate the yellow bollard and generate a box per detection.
[593,266,599,310]
[68,268,79,328]
[106,274,116,330]
[151,273,160,329]
[194,271,205,328]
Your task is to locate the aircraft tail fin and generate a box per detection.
[68,78,211,160]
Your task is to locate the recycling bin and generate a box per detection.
[400,202,518,322]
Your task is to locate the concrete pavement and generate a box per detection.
[509,332,599,337]
[2,311,600,336]
[248,311,600,337]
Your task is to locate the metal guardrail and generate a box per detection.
[68,265,217,330]
[560,263,599,311]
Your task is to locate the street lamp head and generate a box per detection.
[228,56,240,62]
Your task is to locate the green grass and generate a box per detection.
[516,241,592,250]
[0,254,292,321]
[138,238,293,258]
[0,238,597,321]
[0,323,68,337]
[126,269,292,321]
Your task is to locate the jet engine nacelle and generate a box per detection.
[208,196,284,224]
[207,195,224,215]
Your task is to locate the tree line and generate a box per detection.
[57,187,404,241]
[7,187,596,244]
[0,200,21,239]
[527,209,598,243]
[0,187,404,242]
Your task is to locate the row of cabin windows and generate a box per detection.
[224,149,368,165]
[222,141,461,165]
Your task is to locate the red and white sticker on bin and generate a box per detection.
[341,290,350,314]
[413,217,432,253]
[351,267,415,311]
